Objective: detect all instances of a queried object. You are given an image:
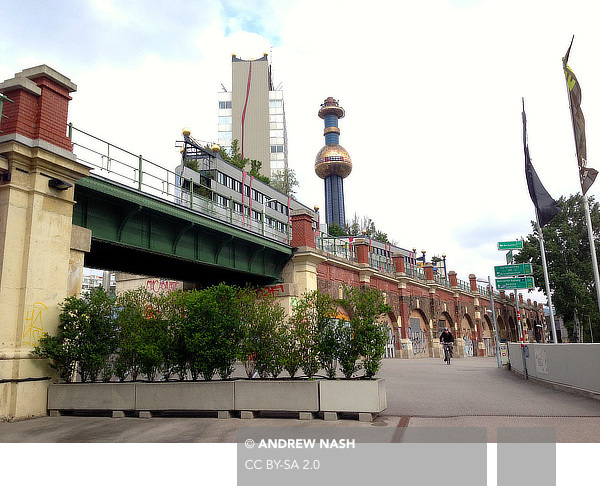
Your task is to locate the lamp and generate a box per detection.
[48,178,72,191]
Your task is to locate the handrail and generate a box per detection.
[69,124,290,244]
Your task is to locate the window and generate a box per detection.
[219,101,232,109]
[269,99,283,108]
[218,116,232,124]
[270,145,284,153]
[219,131,232,140]
[217,172,225,185]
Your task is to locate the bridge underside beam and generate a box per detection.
[73,176,292,287]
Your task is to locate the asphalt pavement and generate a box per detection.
[1,356,599,443]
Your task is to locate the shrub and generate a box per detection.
[239,289,286,379]
[339,285,391,379]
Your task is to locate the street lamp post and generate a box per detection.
[478,276,501,368]
[262,197,276,236]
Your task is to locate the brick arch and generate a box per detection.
[496,314,508,340]
[408,308,430,356]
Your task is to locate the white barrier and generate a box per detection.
[507,342,600,397]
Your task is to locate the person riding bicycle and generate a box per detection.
[440,326,454,363]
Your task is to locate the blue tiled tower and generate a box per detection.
[315,97,352,229]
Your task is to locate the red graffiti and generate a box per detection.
[256,284,285,297]
[145,279,179,294]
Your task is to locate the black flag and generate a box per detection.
[563,37,598,195]
[522,100,561,227]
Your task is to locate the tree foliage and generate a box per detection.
[217,139,270,185]
[515,194,600,341]
[269,168,299,197]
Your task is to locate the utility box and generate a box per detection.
[499,342,509,367]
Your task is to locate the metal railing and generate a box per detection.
[69,124,290,244]
[314,234,358,262]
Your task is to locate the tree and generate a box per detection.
[514,194,600,341]
[269,168,299,196]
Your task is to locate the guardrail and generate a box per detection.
[69,124,290,244]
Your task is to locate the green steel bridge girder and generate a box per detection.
[73,176,293,287]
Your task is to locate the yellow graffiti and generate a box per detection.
[23,302,47,347]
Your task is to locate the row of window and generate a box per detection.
[219,101,232,109]
[324,156,345,162]
[270,145,284,153]
[215,171,289,216]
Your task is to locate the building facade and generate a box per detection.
[217,55,288,178]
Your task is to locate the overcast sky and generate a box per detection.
[3,0,600,305]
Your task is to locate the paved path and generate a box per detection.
[1,356,599,443]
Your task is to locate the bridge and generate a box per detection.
[69,124,294,287]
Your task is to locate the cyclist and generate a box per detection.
[440,326,454,364]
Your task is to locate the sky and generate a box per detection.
[3,0,600,306]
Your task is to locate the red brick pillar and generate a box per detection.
[469,274,478,293]
[424,262,434,281]
[290,209,316,249]
[354,238,369,265]
[448,271,458,288]
[0,65,76,151]
[500,290,506,300]
[392,252,406,273]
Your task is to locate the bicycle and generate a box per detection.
[442,342,453,365]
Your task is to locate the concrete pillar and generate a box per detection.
[0,65,89,420]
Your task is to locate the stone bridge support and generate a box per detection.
[0,66,89,420]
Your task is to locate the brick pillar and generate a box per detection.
[424,262,434,281]
[392,252,406,274]
[469,274,478,293]
[500,290,506,300]
[448,270,458,288]
[519,294,524,305]
[0,65,75,151]
[290,209,316,249]
[0,65,89,420]
[354,238,369,265]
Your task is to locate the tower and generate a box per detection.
[315,97,352,228]
[217,54,288,178]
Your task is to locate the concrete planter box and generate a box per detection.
[234,380,320,413]
[319,378,387,414]
[136,381,235,412]
[48,382,136,412]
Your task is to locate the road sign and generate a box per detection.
[497,240,523,250]
[494,263,533,278]
[495,276,535,290]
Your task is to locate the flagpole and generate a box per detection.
[582,195,600,314]
[535,219,558,342]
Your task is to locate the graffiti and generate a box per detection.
[23,302,47,347]
[145,279,180,294]
[256,284,285,298]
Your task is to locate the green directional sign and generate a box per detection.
[497,240,523,250]
[494,263,533,278]
[495,276,535,290]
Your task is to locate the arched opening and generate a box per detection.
[460,314,476,356]
[408,309,429,357]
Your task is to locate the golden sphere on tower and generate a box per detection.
[314,144,352,179]
[182,127,191,136]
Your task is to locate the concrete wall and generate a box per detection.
[508,342,600,396]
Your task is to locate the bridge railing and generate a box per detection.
[69,124,290,244]
[315,234,358,262]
